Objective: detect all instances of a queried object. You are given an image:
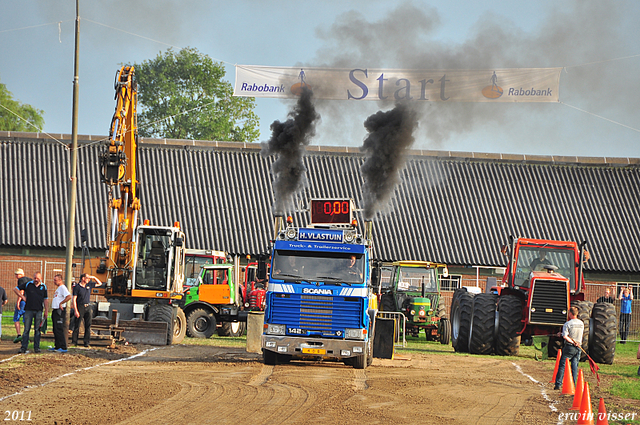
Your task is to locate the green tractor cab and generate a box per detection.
[380,261,451,344]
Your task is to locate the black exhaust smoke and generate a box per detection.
[360,102,418,220]
[262,87,320,216]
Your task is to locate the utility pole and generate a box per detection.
[64,0,81,340]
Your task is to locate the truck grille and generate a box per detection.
[270,294,363,335]
[529,280,568,325]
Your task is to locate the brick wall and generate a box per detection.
[0,255,82,313]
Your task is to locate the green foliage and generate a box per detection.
[134,47,259,142]
[0,78,45,131]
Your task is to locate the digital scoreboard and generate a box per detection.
[310,199,353,225]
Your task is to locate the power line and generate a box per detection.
[560,102,640,134]
[0,103,69,148]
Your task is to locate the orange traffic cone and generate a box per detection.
[577,382,594,425]
[561,359,575,395]
[595,398,609,425]
[570,369,585,410]
[550,348,562,382]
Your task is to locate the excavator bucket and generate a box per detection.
[119,320,169,345]
[92,316,169,346]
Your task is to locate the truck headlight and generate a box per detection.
[345,328,366,340]
[266,324,286,335]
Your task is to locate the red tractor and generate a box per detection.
[450,237,616,364]
[242,261,268,311]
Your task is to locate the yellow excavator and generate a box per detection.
[83,66,187,345]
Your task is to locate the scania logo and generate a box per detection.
[302,288,332,295]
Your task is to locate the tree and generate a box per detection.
[134,47,259,142]
[0,78,45,132]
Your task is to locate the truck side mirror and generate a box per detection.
[257,255,267,280]
[371,262,381,292]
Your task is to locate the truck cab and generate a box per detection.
[262,199,377,369]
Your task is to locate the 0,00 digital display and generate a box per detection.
[310,199,352,224]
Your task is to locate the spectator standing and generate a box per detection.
[13,269,29,343]
[71,273,102,347]
[13,272,48,353]
[597,287,615,304]
[49,274,71,352]
[619,286,634,344]
[0,284,8,340]
[554,306,584,390]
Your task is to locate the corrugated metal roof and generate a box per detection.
[1,134,639,273]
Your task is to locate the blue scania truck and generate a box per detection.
[261,199,378,369]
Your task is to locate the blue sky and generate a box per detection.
[1,0,638,157]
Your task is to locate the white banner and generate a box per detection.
[234,65,561,102]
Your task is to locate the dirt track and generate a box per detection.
[0,343,576,424]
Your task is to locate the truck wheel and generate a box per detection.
[469,293,497,355]
[353,353,367,369]
[263,349,277,365]
[187,308,217,339]
[381,294,395,311]
[439,317,451,345]
[148,304,181,345]
[571,300,593,361]
[451,289,474,353]
[495,295,521,356]
[589,302,616,364]
[219,321,245,337]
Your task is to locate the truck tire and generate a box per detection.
[451,289,473,353]
[148,304,184,345]
[187,308,217,339]
[469,293,497,355]
[589,302,616,365]
[219,321,245,337]
[571,300,593,361]
[381,294,395,311]
[439,317,451,345]
[495,295,521,356]
[263,349,277,365]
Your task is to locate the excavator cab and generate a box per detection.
[133,225,185,294]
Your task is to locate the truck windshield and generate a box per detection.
[515,247,576,289]
[396,267,437,293]
[271,250,365,284]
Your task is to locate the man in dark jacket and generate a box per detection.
[13,272,48,353]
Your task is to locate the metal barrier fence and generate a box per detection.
[377,311,407,348]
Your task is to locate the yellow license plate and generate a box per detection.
[302,348,326,355]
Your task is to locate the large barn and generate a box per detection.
[1,131,639,335]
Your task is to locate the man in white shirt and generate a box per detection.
[553,306,584,390]
[49,274,72,353]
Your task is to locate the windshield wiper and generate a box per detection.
[315,276,352,286]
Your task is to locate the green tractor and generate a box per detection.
[380,261,451,344]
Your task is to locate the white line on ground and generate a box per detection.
[0,347,164,403]
[511,362,563,425]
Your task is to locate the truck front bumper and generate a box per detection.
[262,335,367,359]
